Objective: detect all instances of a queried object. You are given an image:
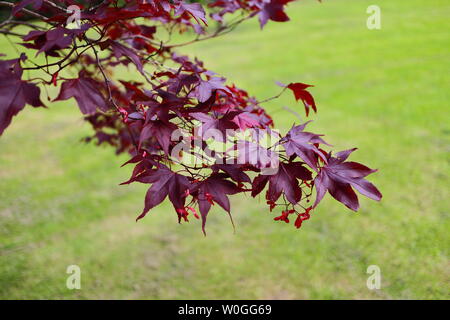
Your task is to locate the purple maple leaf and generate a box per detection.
[175,2,208,25]
[314,148,382,211]
[13,0,43,16]
[23,28,72,57]
[136,167,190,221]
[0,58,44,134]
[139,119,177,155]
[55,72,109,114]
[236,141,277,169]
[252,162,312,204]
[191,77,229,103]
[282,121,329,171]
[232,112,260,130]
[211,164,251,183]
[259,0,293,29]
[190,111,239,142]
[190,173,241,234]
[110,41,144,74]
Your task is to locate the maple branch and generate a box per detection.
[43,0,66,11]
[0,29,23,37]
[88,0,107,12]
[85,38,117,108]
[0,12,11,29]
[122,34,160,47]
[22,44,80,70]
[258,87,288,104]
[168,15,252,49]
[0,1,48,20]
[86,36,139,151]
[4,19,47,30]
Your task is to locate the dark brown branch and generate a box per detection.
[6,20,47,30]
[0,29,23,37]
[43,0,66,11]
[0,1,48,20]
[85,36,139,151]
[168,15,252,49]
[258,87,288,104]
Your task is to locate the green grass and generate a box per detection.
[0,0,449,299]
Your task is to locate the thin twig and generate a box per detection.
[43,0,66,11]
[168,15,251,49]
[0,29,23,37]
[0,1,48,20]
[86,36,139,151]
[258,87,288,104]
[6,20,46,30]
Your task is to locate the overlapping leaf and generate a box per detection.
[190,173,241,234]
[314,149,382,211]
[136,166,190,221]
[55,72,109,114]
[252,162,312,204]
[0,58,44,134]
[282,121,329,170]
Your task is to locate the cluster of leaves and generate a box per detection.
[0,0,381,234]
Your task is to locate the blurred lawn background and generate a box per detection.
[0,0,449,299]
